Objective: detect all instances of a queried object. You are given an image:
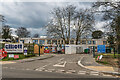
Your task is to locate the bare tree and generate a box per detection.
[92,1,120,54]
[0,15,6,38]
[2,25,12,40]
[73,9,95,45]
[0,15,6,23]
[33,33,39,38]
[15,27,31,38]
[47,5,76,44]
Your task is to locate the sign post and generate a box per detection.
[24,47,27,55]
[39,45,40,56]
[93,46,95,58]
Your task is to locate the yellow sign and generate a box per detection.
[40,46,44,54]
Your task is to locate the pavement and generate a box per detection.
[1,53,54,64]
[78,54,120,77]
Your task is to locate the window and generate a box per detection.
[82,40,86,44]
[61,40,63,44]
[103,41,107,45]
[70,40,74,44]
[52,40,57,44]
[20,40,24,43]
[47,40,51,44]
[58,40,60,44]
[33,40,38,44]
[93,41,96,44]
[39,40,45,44]
[88,41,91,44]
[78,41,81,44]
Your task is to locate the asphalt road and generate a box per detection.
[2,54,115,78]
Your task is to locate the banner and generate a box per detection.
[14,55,19,59]
[5,43,23,53]
[9,54,14,58]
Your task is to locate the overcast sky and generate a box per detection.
[0,1,106,37]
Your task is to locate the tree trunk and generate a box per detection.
[76,38,78,45]
[68,12,71,44]
[117,35,120,54]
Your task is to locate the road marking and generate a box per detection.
[85,62,93,64]
[38,69,43,71]
[35,63,51,71]
[56,69,65,73]
[67,70,76,73]
[58,69,65,72]
[3,67,8,69]
[35,68,45,71]
[42,63,51,68]
[10,67,15,69]
[102,74,112,77]
[0,61,16,64]
[66,71,72,74]
[90,71,99,73]
[78,56,84,68]
[90,71,99,76]
[44,70,48,71]
[90,73,99,76]
[26,68,31,70]
[59,58,64,61]
[78,71,86,75]
[47,69,55,72]
[53,61,66,67]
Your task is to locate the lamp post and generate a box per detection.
[39,45,40,56]
[93,46,95,58]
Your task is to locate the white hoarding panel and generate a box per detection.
[9,54,14,58]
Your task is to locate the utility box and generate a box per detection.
[65,45,88,54]
[84,48,90,54]
[76,47,83,54]
[65,45,76,54]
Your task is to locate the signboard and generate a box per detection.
[14,55,19,59]
[99,55,103,60]
[5,43,23,53]
[34,44,39,54]
[24,47,27,55]
[52,47,55,52]
[97,45,106,53]
[24,53,27,55]
[9,54,14,58]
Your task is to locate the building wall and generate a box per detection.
[19,38,108,47]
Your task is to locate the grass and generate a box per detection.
[96,61,109,64]
[1,53,36,61]
[95,53,120,58]
[95,53,120,67]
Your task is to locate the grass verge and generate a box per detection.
[1,53,36,61]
